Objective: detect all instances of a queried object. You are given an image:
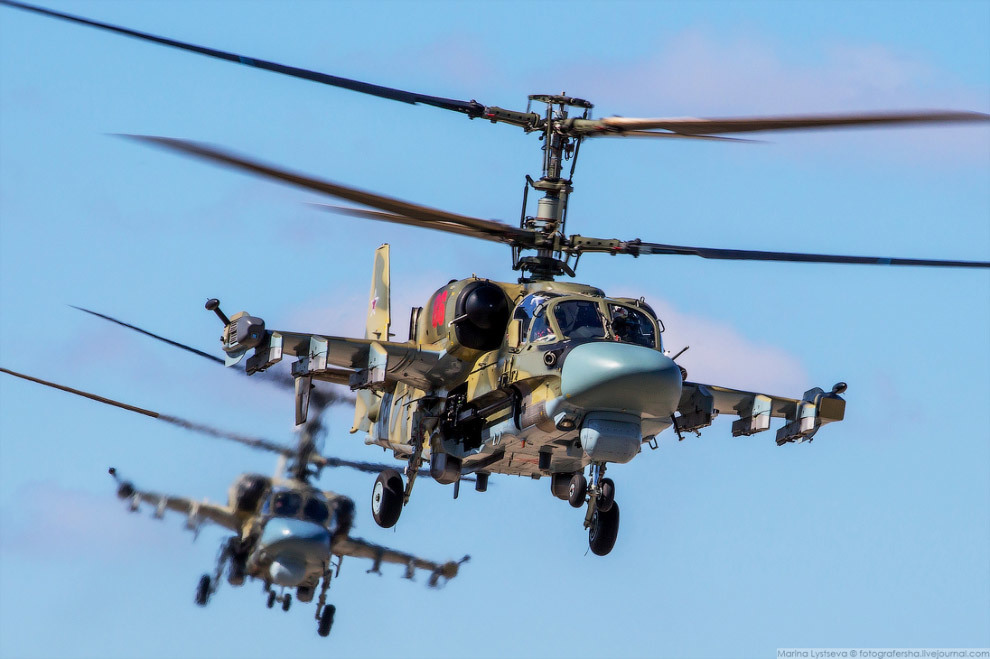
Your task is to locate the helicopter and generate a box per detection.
[2,1,987,558]
[0,366,468,639]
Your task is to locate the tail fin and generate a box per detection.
[365,244,390,341]
[352,244,390,434]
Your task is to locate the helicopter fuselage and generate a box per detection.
[363,277,681,481]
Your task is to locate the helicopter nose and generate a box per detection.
[260,518,331,586]
[269,554,308,586]
[560,341,682,417]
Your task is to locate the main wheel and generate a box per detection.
[549,472,574,500]
[588,502,620,556]
[567,474,587,508]
[281,593,292,612]
[195,574,211,607]
[318,604,337,637]
[596,477,615,512]
[371,469,404,528]
[266,591,276,609]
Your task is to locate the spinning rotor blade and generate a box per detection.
[310,204,520,244]
[0,1,484,118]
[124,135,533,246]
[72,305,223,364]
[1,367,424,478]
[72,305,351,409]
[616,240,990,268]
[583,111,989,136]
[0,367,292,457]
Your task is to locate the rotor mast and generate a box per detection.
[513,94,592,282]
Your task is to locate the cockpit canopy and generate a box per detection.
[263,488,330,525]
[511,293,660,349]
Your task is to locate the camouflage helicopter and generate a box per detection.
[3,1,988,557]
[0,367,468,638]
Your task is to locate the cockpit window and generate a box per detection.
[303,497,329,524]
[609,304,656,348]
[529,309,557,343]
[270,491,301,517]
[553,300,607,340]
[513,293,560,339]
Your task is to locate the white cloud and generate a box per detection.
[652,299,810,395]
[560,29,989,163]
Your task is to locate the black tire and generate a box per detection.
[589,502,620,556]
[371,469,404,528]
[281,593,292,612]
[596,478,615,512]
[195,574,210,607]
[227,559,245,586]
[318,604,337,638]
[549,472,573,500]
[266,591,276,609]
[567,474,587,508]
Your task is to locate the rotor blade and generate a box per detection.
[310,204,521,244]
[71,305,351,409]
[586,130,759,143]
[123,135,533,244]
[590,111,989,135]
[72,305,223,364]
[0,366,293,457]
[0,0,484,118]
[619,241,990,268]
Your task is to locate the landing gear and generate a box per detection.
[588,503,620,556]
[550,472,575,499]
[195,574,211,607]
[281,593,292,612]
[582,463,620,555]
[567,474,587,508]
[597,477,615,512]
[371,469,403,528]
[315,567,335,638]
[317,604,336,637]
[266,591,276,609]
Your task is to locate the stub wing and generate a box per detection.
[113,476,240,533]
[331,536,468,587]
[675,381,846,445]
[222,318,451,391]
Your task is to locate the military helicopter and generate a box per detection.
[0,366,468,639]
[3,1,988,557]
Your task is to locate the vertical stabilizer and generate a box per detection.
[352,244,390,433]
[365,244,390,341]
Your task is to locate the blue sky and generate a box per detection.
[0,2,987,658]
